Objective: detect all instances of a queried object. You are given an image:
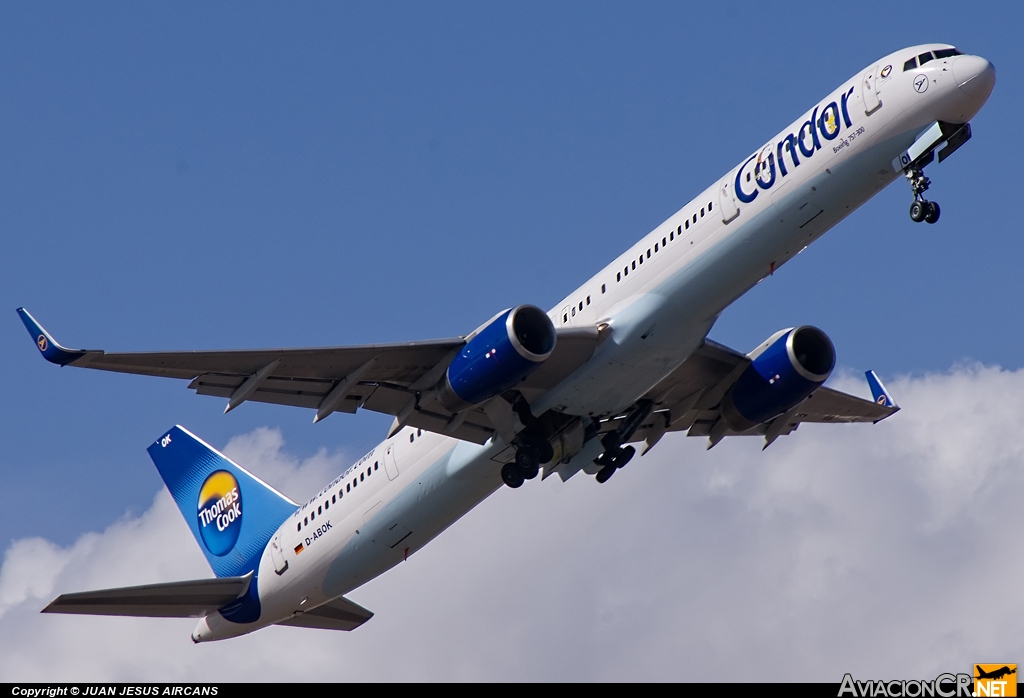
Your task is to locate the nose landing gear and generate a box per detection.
[906,166,940,225]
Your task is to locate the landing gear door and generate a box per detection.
[384,444,400,480]
[718,174,740,224]
[862,65,882,115]
[270,533,288,575]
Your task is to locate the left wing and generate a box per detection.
[598,339,899,452]
[17,308,603,445]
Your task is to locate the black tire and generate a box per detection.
[595,465,616,484]
[501,462,525,489]
[614,445,636,469]
[909,200,927,223]
[519,435,555,464]
[515,448,539,478]
[924,201,940,224]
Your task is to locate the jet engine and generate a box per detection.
[720,326,835,430]
[437,305,556,411]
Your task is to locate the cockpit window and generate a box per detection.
[903,57,917,71]
[918,52,935,65]
[934,48,962,59]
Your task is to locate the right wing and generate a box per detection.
[17,308,604,445]
[41,575,252,618]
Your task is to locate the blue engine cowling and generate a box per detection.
[720,326,835,431]
[439,305,556,410]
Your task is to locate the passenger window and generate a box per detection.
[646,249,651,259]
[304,516,308,525]
[919,52,934,65]
[654,243,659,252]
[297,523,301,531]
[410,434,414,442]
[631,261,636,270]
[311,511,315,520]
[571,307,576,316]
[578,301,583,311]
[746,173,751,182]
[692,214,697,223]
[601,284,606,293]
[418,429,422,436]
[708,202,713,211]
[616,273,620,282]
[332,494,336,503]
[670,230,675,240]
[700,208,705,217]
[367,468,371,477]
[563,313,568,322]
[374,463,378,471]
[586,296,590,305]
[360,473,364,482]
[638,256,643,265]
[324,500,329,510]
[903,57,917,71]
[685,220,689,230]
[346,483,350,492]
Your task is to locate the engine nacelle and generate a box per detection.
[438,305,556,410]
[721,326,835,431]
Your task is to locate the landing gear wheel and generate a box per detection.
[909,200,927,223]
[596,464,616,484]
[924,201,940,224]
[501,462,525,489]
[613,445,636,469]
[515,449,540,479]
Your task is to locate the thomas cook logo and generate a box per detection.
[880,65,892,78]
[974,665,1016,697]
[914,74,929,93]
[197,470,242,556]
[37,335,48,352]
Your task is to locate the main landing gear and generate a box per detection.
[501,434,554,489]
[906,166,940,225]
[593,399,651,484]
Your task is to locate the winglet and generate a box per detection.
[16,308,89,366]
[865,370,899,410]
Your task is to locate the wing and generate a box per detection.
[41,575,251,618]
[17,308,604,445]
[275,596,373,632]
[598,339,899,452]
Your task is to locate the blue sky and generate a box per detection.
[0,1,1021,679]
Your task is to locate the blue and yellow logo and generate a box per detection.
[197,470,242,556]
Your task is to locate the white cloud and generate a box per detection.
[2,366,1023,681]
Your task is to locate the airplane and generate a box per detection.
[19,44,994,641]
[975,666,1017,681]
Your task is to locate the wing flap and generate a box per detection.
[41,575,251,618]
[276,596,373,632]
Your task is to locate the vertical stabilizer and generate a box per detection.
[147,426,297,578]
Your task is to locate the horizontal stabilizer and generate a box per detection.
[276,596,373,632]
[42,574,251,618]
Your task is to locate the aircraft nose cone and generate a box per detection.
[953,55,996,99]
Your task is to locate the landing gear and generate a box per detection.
[501,462,525,489]
[905,166,940,225]
[593,401,651,484]
[500,436,552,488]
[515,448,540,480]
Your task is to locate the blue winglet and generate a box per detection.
[16,308,88,366]
[866,370,898,409]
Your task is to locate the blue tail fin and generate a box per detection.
[147,426,297,578]
[865,370,899,409]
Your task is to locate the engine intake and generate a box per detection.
[721,326,835,431]
[438,305,556,410]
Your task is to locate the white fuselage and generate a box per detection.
[193,44,994,641]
